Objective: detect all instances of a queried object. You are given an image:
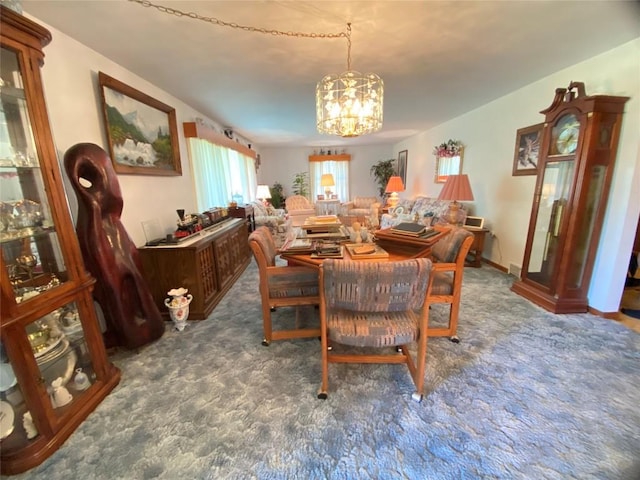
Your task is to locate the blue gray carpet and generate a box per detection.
[7,261,640,479]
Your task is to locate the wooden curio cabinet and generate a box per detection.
[0,7,120,474]
[511,82,629,313]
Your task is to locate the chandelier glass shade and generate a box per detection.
[316,71,384,137]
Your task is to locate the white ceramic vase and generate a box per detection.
[165,288,193,331]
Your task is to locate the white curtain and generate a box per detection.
[309,160,350,201]
[187,138,257,211]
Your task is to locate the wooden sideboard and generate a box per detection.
[138,218,251,320]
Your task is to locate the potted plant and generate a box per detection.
[269,182,285,209]
[292,172,309,198]
[370,159,395,199]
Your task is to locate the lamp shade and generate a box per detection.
[385,176,405,193]
[320,174,335,187]
[438,174,474,201]
[256,184,271,200]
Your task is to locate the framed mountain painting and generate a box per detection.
[98,72,181,175]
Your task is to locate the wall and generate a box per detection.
[257,145,395,199]
[28,15,238,247]
[393,38,640,314]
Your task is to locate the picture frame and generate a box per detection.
[397,150,408,186]
[512,123,543,176]
[98,72,182,176]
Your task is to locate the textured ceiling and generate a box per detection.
[21,0,640,147]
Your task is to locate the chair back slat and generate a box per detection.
[322,259,432,312]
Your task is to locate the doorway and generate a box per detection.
[618,214,640,333]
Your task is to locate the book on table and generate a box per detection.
[344,243,389,260]
[390,222,437,238]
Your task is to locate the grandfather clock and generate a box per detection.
[511,82,629,313]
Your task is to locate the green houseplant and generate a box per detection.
[269,182,285,209]
[292,172,309,198]
[370,159,395,199]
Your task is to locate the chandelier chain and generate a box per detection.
[346,23,352,71]
[130,0,349,41]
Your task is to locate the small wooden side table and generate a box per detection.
[228,204,255,232]
[463,227,490,267]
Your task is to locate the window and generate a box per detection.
[187,137,256,211]
[309,159,349,201]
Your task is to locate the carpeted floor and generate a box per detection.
[6,261,640,480]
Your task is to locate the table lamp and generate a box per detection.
[385,176,405,208]
[256,184,272,205]
[320,173,335,198]
[438,174,474,224]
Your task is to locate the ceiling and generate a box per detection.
[21,0,640,148]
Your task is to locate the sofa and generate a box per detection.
[380,196,467,229]
[341,196,381,219]
[248,201,291,246]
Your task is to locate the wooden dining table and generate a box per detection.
[280,225,451,268]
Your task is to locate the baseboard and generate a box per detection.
[588,307,619,319]
[482,258,507,273]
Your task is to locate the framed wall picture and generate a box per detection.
[397,150,408,186]
[512,123,543,176]
[98,72,182,176]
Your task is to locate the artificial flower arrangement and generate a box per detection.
[433,139,464,157]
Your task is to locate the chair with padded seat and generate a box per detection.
[248,226,321,345]
[318,258,434,401]
[427,227,474,342]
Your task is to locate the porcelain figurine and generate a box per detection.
[50,377,73,408]
[22,412,38,439]
[73,368,90,391]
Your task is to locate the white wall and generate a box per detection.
[392,38,640,314]
[257,145,395,200]
[29,15,234,247]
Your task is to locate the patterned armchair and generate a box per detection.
[341,196,381,219]
[380,196,467,229]
[285,195,315,226]
[318,258,434,402]
[248,201,291,247]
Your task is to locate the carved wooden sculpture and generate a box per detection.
[64,143,164,349]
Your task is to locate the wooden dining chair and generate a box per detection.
[427,227,474,342]
[248,227,321,345]
[318,258,434,401]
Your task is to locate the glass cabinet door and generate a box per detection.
[1,45,68,302]
[0,300,97,453]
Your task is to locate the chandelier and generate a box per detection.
[130,1,383,138]
[316,24,384,138]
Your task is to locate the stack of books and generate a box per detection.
[390,222,438,238]
[280,238,314,254]
[311,242,343,259]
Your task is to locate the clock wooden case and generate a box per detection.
[0,7,120,474]
[511,82,629,313]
